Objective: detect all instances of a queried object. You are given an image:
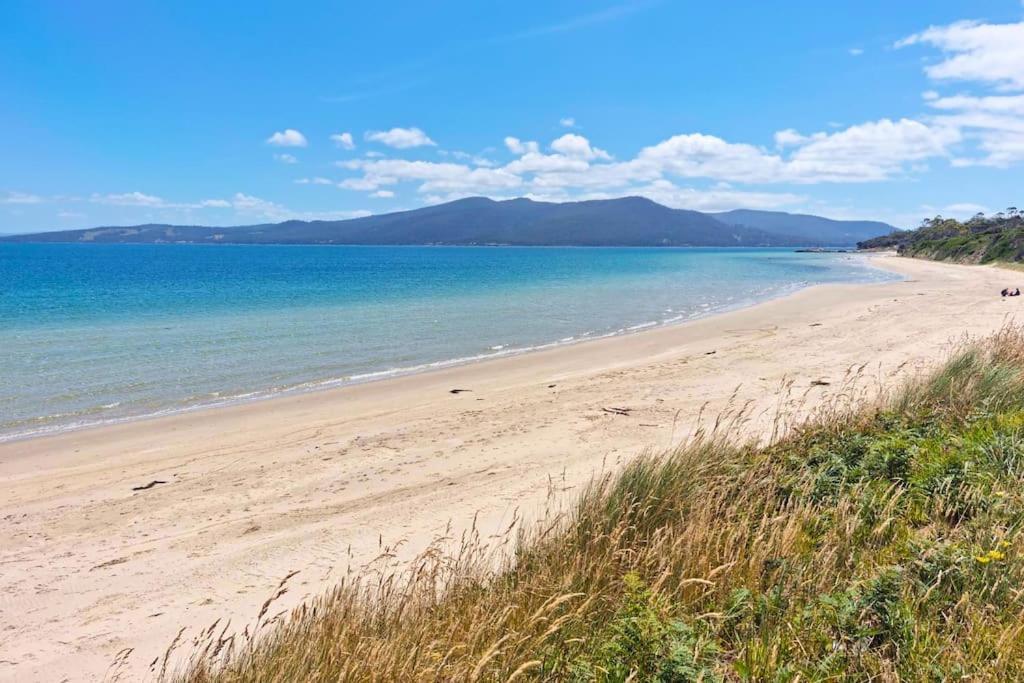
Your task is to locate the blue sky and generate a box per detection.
[2,1,1023,232]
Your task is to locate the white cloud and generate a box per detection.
[371,190,395,198]
[231,192,285,214]
[504,136,539,155]
[559,117,576,128]
[334,118,965,208]
[266,129,308,147]
[294,177,334,185]
[848,47,864,56]
[923,93,1024,167]
[91,191,262,212]
[636,122,956,186]
[639,133,783,183]
[504,152,591,174]
[444,150,497,167]
[274,153,298,164]
[897,20,1024,91]
[942,202,989,216]
[477,180,804,213]
[339,176,390,191]
[623,179,806,211]
[49,188,369,224]
[784,118,960,182]
[637,120,955,185]
[773,128,808,148]
[339,158,521,194]
[330,132,355,149]
[898,19,1024,168]
[1,191,43,204]
[365,127,436,148]
[523,158,658,191]
[88,193,219,210]
[229,193,370,221]
[927,93,1024,114]
[198,199,232,208]
[551,133,611,160]
[91,191,167,207]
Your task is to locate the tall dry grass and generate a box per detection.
[166,326,1024,682]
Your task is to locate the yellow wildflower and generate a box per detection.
[989,550,1006,561]
[998,540,1012,549]
[976,555,992,564]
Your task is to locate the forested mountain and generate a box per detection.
[3,197,895,247]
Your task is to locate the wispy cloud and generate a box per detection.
[900,19,1024,166]
[491,1,659,42]
[1,191,43,204]
[320,4,658,104]
[85,190,370,222]
[896,20,1024,91]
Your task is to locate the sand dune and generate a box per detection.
[0,255,1019,681]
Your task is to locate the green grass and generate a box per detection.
[171,327,1024,682]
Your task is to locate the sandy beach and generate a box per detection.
[1,254,1020,682]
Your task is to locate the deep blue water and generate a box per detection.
[0,244,897,440]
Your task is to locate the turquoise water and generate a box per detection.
[0,244,897,441]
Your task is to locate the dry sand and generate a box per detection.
[1,255,1021,681]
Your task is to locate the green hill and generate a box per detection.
[859,208,1024,264]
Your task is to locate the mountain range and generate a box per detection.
[0,196,895,247]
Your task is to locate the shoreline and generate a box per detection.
[1,253,895,446]
[1,254,1018,681]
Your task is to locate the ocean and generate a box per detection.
[0,244,897,441]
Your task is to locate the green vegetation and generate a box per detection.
[858,208,1024,264]
[175,328,1024,681]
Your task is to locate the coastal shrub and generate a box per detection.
[562,573,720,682]
[858,209,1024,264]
[172,327,1024,682]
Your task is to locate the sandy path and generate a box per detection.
[0,255,1019,681]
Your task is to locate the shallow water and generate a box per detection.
[0,244,897,440]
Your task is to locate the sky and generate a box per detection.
[2,1,1023,233]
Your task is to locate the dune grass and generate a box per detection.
[171,327,1024,682]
